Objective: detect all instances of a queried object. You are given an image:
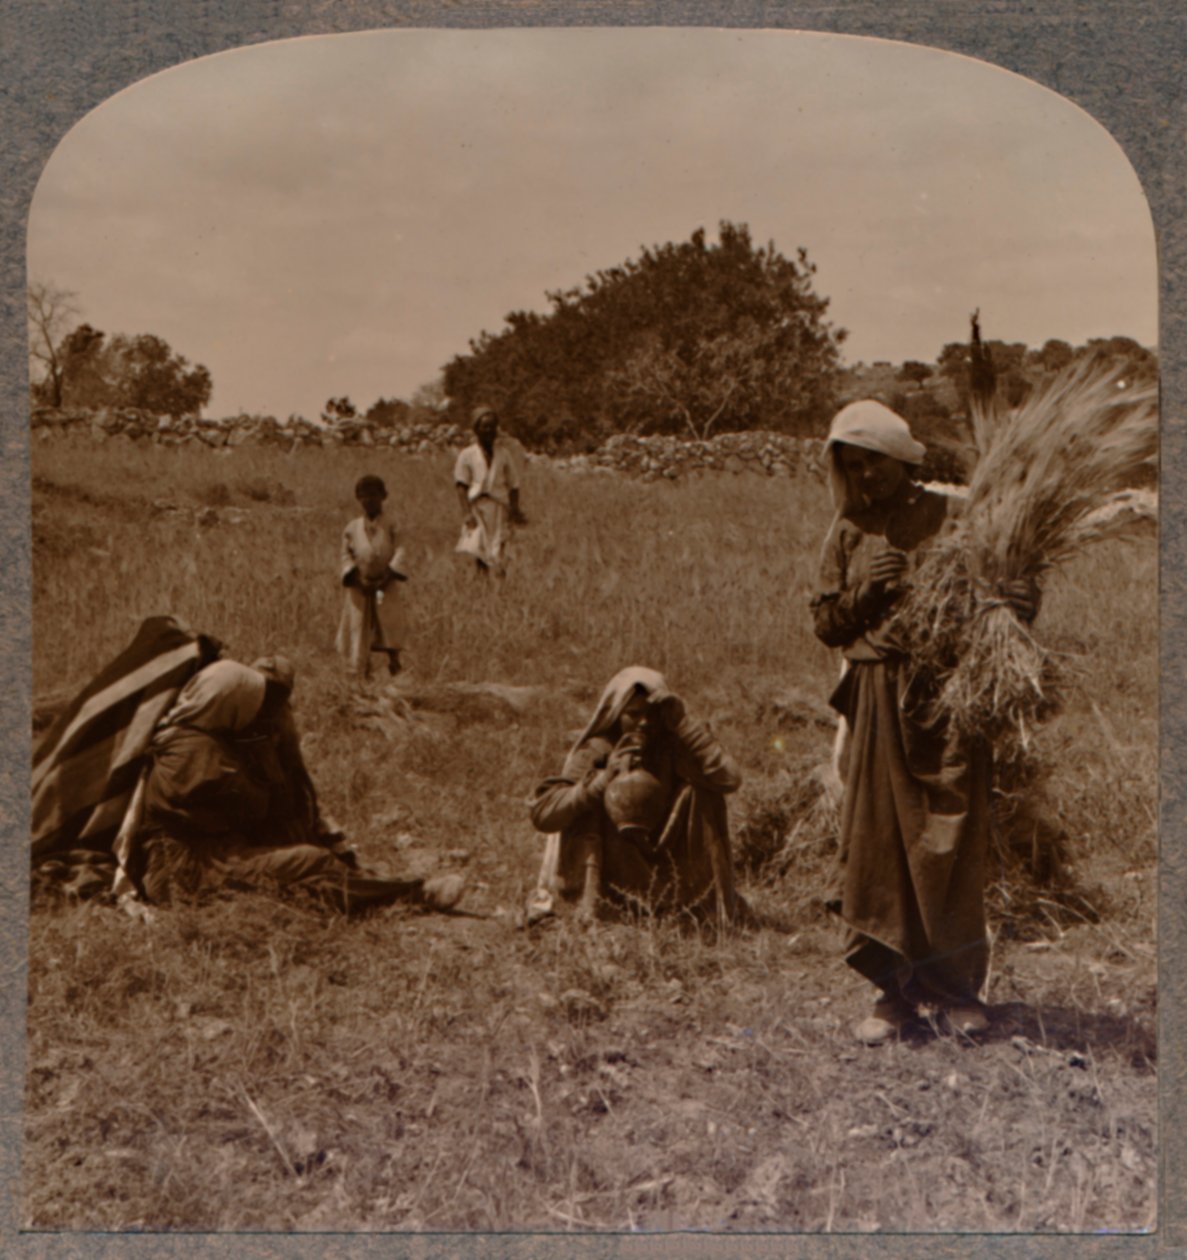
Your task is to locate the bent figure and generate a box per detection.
[529,667,742,928]
[811,400,1036,1045]
[32,616,222,901]
[135,656,462,914]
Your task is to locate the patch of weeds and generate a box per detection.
[237,477,297,506]
[989,747,1115,940]
[195,480,233,507]
[733,758,838,885]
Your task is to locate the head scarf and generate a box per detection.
[572,666,668,755]
[471,404,497,428]
[824,400,926,513]
[251,655,295,696]
[159,659,267,734]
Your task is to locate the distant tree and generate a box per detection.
[58,324,115,408]
[897,361,934,387]
[443,221,846,446]
[365,396,411,429]
[937,314,1033,408]
[106,333,212,416]
[605,319,815,440]
[27,282,80,407]
[937,341,970,383]
[411,377,447,414]
[1079,335,1157,385]
[321,396,358,424]
[1028,338,1074,375]
[36,317,212,416]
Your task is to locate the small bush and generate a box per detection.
[196,480,232,507]
[236,477,297,506]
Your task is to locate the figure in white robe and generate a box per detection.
[454,405,524,576]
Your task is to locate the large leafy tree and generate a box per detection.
[443,221,846,446]
[111,334,212,416]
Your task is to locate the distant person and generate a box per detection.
[336,474,408,678]
[454,405,526,577]
[528,667,743,928]
[810,400,1036,1045]
[135,655,464,913]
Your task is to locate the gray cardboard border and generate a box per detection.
[1,3,1183,1258]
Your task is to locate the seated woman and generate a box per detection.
[133,655,463,913]
[529,667,742,926]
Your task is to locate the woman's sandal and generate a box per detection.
[855,995,916,1046]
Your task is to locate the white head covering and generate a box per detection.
[572,665,667,754]
[824,400,926,512]
[159,659,267,734]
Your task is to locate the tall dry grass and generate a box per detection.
[32,438,835,700]
[24,434,1157,1232]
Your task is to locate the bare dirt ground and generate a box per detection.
[24,866,1155,1233]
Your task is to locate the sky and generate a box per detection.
[26,28,1157,421]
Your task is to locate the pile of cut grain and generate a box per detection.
[895,360,1157,752]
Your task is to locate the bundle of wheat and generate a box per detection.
[895,359,1157,751]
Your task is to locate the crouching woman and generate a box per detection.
[136,656,462,913]
[529,667,742,928]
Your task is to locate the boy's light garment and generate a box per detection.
[336,511,406,677]
[453,440,519,506]
[339,512,404,584]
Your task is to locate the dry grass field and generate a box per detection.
[24,435,1156,1233]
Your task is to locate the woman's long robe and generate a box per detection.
[811,482,991,1006]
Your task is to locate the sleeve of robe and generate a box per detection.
[670,714,742,794]
[453,446,473,490]
[529,739,611,833]
[147,729,271,831]
[809,516,901,649]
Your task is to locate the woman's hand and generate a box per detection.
[586,758,621,799]
[854,544,909,619]
[647,687,686,730]
[867,545,908,588]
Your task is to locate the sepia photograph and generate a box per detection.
[19,22,1160,1238]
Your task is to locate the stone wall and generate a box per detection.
[29,406,468,453]
[550,430,826,481]
[30,406,826,481]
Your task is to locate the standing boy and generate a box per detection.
[336,474,407,678]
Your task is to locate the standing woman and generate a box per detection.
[810,400,1033,1045]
